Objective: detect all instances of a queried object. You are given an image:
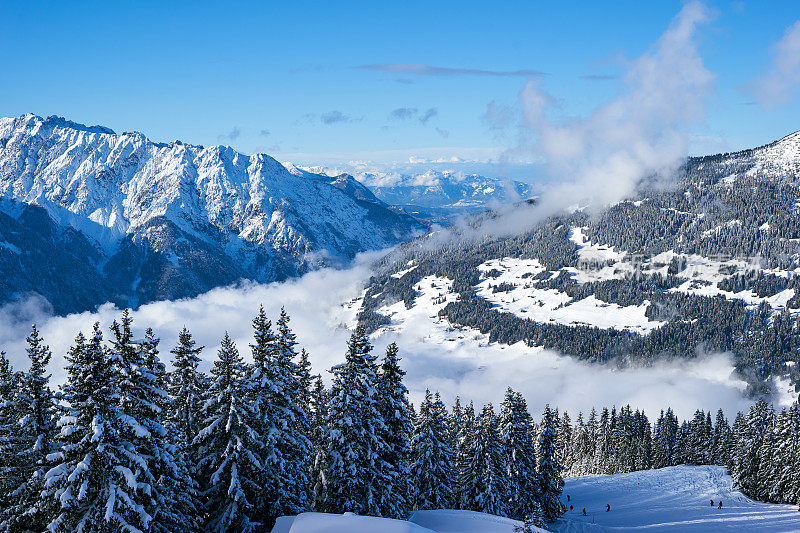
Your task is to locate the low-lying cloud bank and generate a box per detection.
[0,252,772,421]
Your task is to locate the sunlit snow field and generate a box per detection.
[555,466,800,532]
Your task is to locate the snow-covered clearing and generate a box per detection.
[476,259,663,335]
[554,465,800,532]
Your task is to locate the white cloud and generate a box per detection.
[0,253,758,420]
[748,20,800,108]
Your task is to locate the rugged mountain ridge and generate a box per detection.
[0,114,425,313]
[287,165,532,224]
[357,130,800,396]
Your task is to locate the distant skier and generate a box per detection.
[718,501,723,509]
[606,504,611,512]
[570,505,573,512]
[567,494,570,502]
[583,508,587,517]
[711,499,714,507]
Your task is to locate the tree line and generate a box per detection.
[0,308,797,532]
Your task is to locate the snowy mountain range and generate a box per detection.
[357,130,800,397]
[0,114,425,314]
[285,165,532,224]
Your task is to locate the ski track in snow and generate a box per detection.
[554,465,800,532]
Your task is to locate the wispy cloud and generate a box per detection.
[320,111,358,125]
[747,20,800,109]
[356,63,545,78]
[419,107,438,125]
[219,127,241,142]
[582,74,618,81]
[259,129,271,137]
[390,107,418,120]
[435,127,450,138]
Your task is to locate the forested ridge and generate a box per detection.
[0,309,798,531]
[358,141,800,396]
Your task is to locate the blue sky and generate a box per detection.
[1,1,798,180]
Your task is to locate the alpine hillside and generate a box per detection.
[357,130,800,398]
[0,114,425,314]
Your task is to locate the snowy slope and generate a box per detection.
[0,114,424,313]
[554,466,800,532]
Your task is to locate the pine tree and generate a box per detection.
[141,328,200,533]
[195,333,264,532]
[711,409,732,466]
[168,326,205,449]
[498,388,539,521]
[309,376,329,511]
[3,325,59,531]
[462,403,508,516]
[0,352,21,516]
[46,325,151,532]
[249,307,313,523]
[273,308,313,519]
[455,401,476,510]
[298,349,313,421]
[537,404,565,523]
[109,312,170,528]
[322,326,388,515]
[376,342,413,518]
[411,389,455,510]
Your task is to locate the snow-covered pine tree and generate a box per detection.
[0,351,20,509]
[309,376,329,511]
[566,412,591,475]
[767,408,794,503]
[732,400,772,499]
[376,342,413,518]
[298,349,313,421]
[711,409,732,466]
[462,403,508,517]
[46,325,151,532]
[557,411,572,472]
[247,304,282,524]
[3,325,59,531]
[269,308,313,520]
[195,333,264,532]
[537,404,565,523]
[410,389,455,510]
[498,388,539,521]
[140,328,200,533]
[109,312,171,527]
[168,326,205,449]
[455,401,476,510]
[322,326,388,516]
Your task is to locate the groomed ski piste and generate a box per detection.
[554,465,800,532]
[271,466,800,532]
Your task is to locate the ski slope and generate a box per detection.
[554,465,800,532]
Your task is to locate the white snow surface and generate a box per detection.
[273,512,436,533]
[270,510,543,533]
[555,465,800,532]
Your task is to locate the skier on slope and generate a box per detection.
[718,501,723,509]
[711,499,714,507]
[606,504,611,512]
[582,508,587,516]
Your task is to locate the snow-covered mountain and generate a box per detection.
[0,114,425,314]
[357,130,800,397]
[286,165,533,224]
